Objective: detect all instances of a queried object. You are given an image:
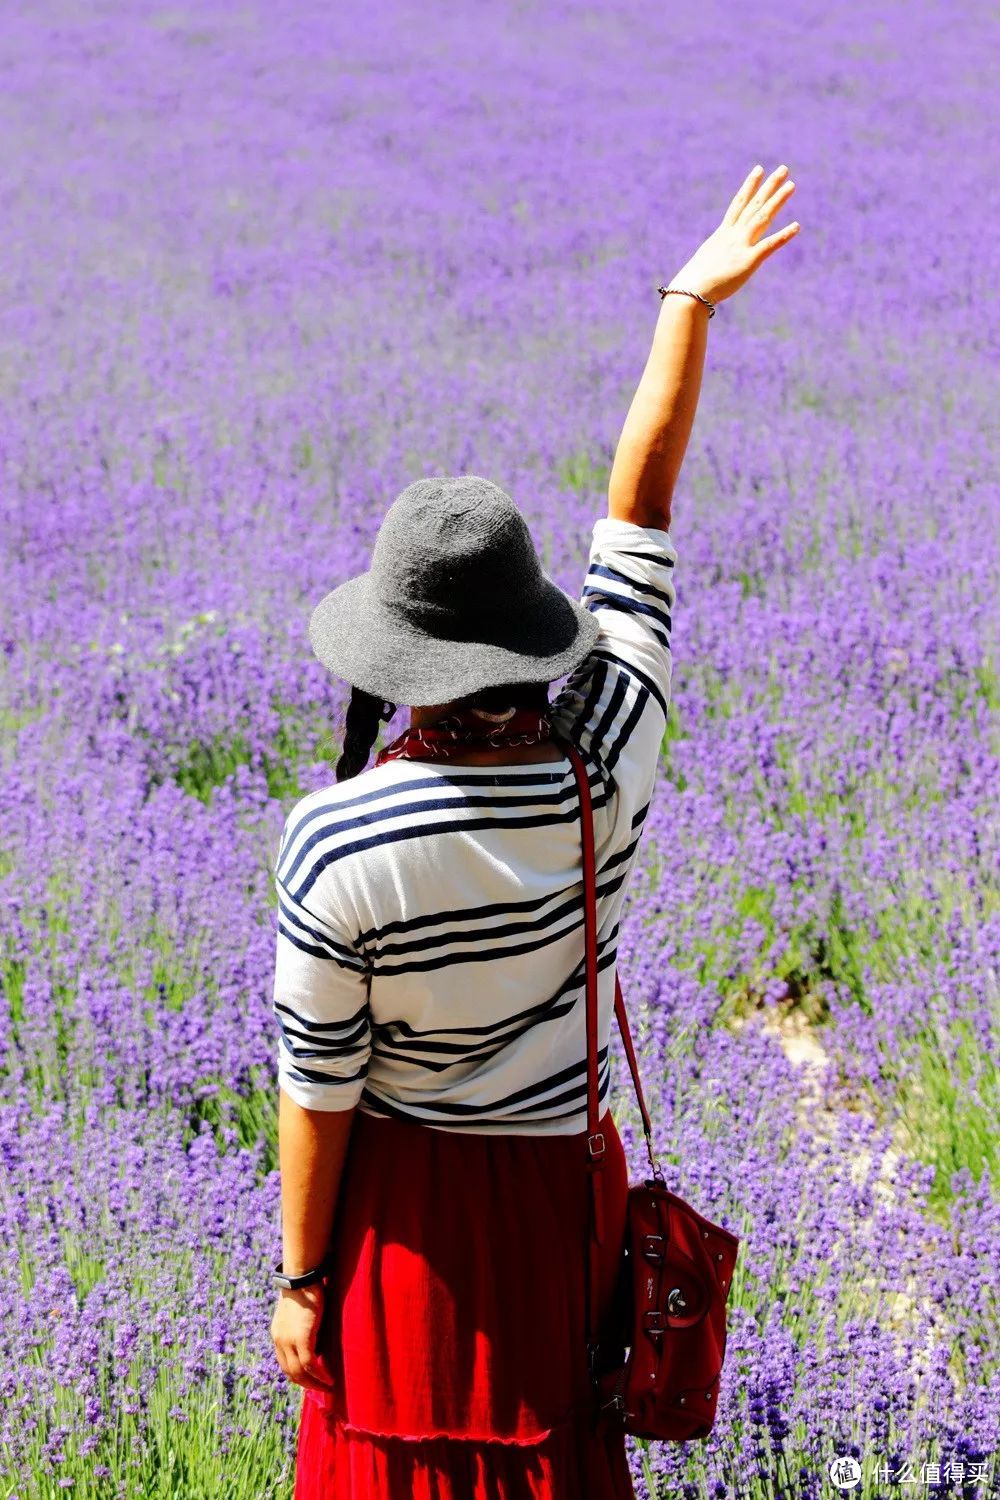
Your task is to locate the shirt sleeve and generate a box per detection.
[548,515,677,830]
[271,807,372,1112]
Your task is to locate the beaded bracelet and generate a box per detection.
[656,284,716,318]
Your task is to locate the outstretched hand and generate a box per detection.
[666,163,800,307]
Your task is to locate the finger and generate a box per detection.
[741,163,790,222]
[296,1368,337,1394]
[295,1342,336,1390]
[723,164,765,225]
[747,180,795,238]
[300,1341,335,1387]
[283,1345,335,1394]
[753,220,801,262]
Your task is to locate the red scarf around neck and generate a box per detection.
[375,705,553,765]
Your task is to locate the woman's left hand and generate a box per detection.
[271,1283,336,1393]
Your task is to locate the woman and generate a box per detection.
[270,163,798,1498]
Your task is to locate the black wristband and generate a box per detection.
[273,1254,334,1291]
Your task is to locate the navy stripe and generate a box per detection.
[388,1044,611,1117]
[588,650,668,719]
[282,1060,369,1087]
[368,868,627,969]
[370,1056,614,1128]
[586,561,675,608]
[275,919,368,973]
[286,796,614,905]
[357,1089,446,1125]
[279,764,595,872]
[367,966,617,1074]
[283,786,591,887]
[561,658,609,750]
[276,892,366,970]
[372,911,577,978]
[370,906,622,979]
[281,772,608,892]
[278,1026,369,1061]
[295,762,578,822]
[371,960,620,1092]
[372,1010,568,1072]
[274,997,370,1035]
[588,670,631,764]
[581,594,668,648]
[601,546,674,566]
[583,582,673,634]
[370,865,629,968]
[603,683,652,778]
[505,1058,612,1116]
[358,1080,604,1128]
[370,930,617,1050]
[353,832,639,950]
[373,1005,581,1074]
[631,799,651,828]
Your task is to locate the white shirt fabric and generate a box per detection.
[271,515,677,1135]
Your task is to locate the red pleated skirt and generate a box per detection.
[293,1104,634,1499]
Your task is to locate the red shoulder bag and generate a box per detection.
[560,736,741,1441]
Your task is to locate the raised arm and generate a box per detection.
[608,163,800,531]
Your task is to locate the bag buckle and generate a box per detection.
[643,1309,666,1337]
[586,1131,606,1162]
[641,1233,666,1264]
[666,1286,690,1315]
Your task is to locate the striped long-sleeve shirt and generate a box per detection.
[271,515,677,1135]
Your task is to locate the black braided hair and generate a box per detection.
[335,680,551,782]
[455,681,552,715]
[336,687,397,782]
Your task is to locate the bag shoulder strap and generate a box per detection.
[557,736,665,1349]
[559,737,654,1138]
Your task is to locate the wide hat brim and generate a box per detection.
[308,569,601,707]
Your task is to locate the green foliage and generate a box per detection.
[291,429,315,472]
[161,707,313,805]
[890,1009,999,1215]
[60,1228,107,1302]
[974,652,999,711]
[0,700,48,746]
[11,1233,295,1498]
[735,567,766,599]
[792,382,826,411]
[170,722,305,804]
[659,700,688,792]
[711,885,861,1026]
[556,447,610,496]
[141,924,219,1015]
[182,1072,279,1179]
[2,952,26,1036]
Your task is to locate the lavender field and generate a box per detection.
[1,1,998,1496]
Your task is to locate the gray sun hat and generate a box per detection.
[308,475,600,707]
